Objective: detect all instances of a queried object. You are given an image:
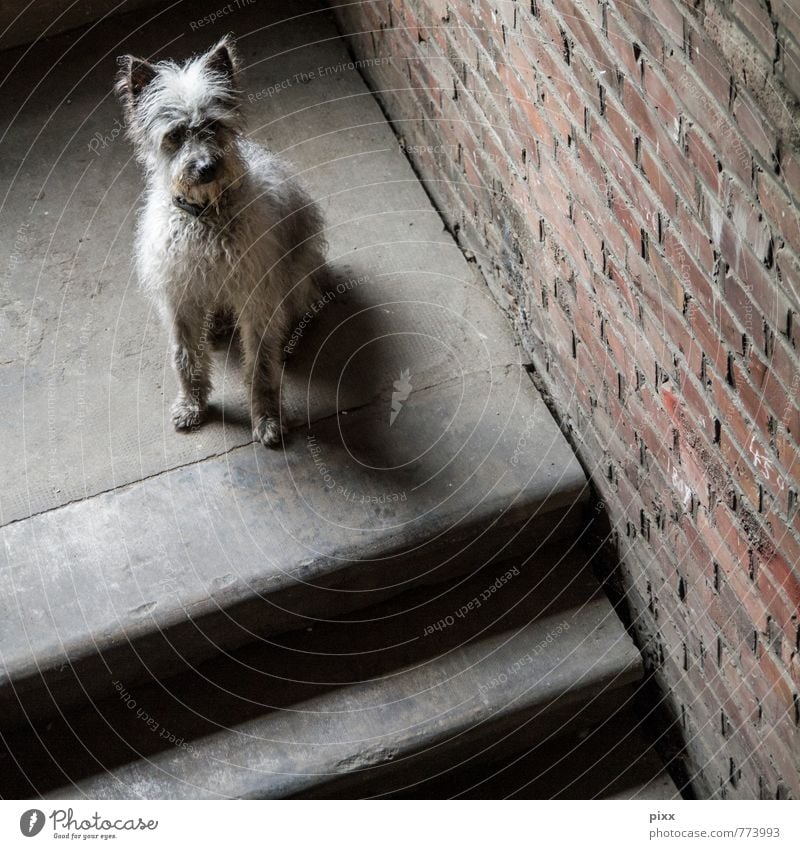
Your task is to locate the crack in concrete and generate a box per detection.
[0,363,526,533]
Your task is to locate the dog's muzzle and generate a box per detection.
[173,195,209,217]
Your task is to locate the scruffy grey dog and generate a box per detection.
[116,36,325,446]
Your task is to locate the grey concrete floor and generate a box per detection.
[0,0,526,525]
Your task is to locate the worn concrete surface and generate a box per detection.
[0,0,528,525]
[0,1,163,51]
[35,555,642,800]
[0,0,589,723]
[0,366,588,722]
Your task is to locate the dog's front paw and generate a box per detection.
[253,416,286,448]
[171,397,206,430]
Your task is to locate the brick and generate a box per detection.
[758,169,800,259]
[673,202,717,273]
[640,144,679,216]
[613,0,668,63]
[781,35,800,100]
[664,229,716,313]
[606,14,644,82]
[782,147,800,202]
[733,90,778,169]
[686,127,722,197]
[714,216,783,328]
[732,0,778,46]
[688,29,736,112]
[664,53,753,187]
[649,0,687,49]
[773,0,800,45]
[730,180,773,263]
[641,60,681,132]
[650,244,687,312]
[686,299,731,387]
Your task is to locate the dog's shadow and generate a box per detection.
[204,268,445,503]
[282,267,390,422]
[283,267,427,497]
[206,266,391,439]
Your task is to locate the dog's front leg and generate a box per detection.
[169,314,211,431]
[241,318,284,448]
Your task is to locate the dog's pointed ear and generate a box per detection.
[204,35,238,81]
[115,55,157,111]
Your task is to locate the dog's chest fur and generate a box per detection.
[137,193,269,312]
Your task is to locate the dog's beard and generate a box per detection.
[172,164,244,211]
[173,177,224,209]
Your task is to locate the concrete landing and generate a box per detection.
[0,0,589,723]
[0,0,525,525]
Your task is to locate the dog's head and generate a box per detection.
[116,35,245,211]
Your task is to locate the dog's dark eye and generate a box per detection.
[205,120,220,134]
[165,126,185,146]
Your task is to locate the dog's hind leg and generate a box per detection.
[241,316,285,448]
[169,312,212,430]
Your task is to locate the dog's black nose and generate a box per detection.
[196,161,218,184]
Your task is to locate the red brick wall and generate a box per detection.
[332,0,800,798]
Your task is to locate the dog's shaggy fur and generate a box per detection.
[116,36,326,446]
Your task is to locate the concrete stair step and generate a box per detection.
[387,704,680,799]
[8,548,644,799]
[0,366,588,725]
